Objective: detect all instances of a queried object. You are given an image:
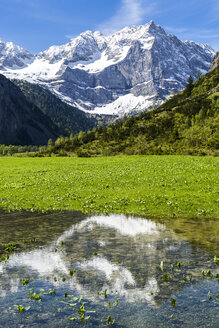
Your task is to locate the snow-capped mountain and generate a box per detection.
[0,21,215,117]
[0,39,34,70]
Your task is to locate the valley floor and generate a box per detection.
[0,155,218,219]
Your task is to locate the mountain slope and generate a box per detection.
[13,80,98,135]
[42,64,219,156]
[0,74,59,145]
[0,39,34,70]
[0,21,215,117]
[210,52,219,71]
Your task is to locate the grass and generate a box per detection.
[0,155,218,218]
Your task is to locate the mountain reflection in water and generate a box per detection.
[0,212,218,328]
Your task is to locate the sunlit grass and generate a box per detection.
[0,155,218,218]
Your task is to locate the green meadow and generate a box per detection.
[0,155,218,218]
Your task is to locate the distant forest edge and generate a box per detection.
[1,64,218,157]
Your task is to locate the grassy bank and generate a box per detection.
[0,155,218,218]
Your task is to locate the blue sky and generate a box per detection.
[0,0,218,53]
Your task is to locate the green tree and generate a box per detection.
[185,76,194,97]
[48,138,53,147]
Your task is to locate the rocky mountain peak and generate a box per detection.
[210,51,219,71]
[146,20,165,34]
[0,22,215,117]
[0,39,34,70]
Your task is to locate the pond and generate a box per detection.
[0,211,218,327]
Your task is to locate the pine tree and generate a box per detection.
[185,76,194,97]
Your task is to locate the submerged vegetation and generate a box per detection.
[0,211,218,327]
[0,232,218,326]
[0,156,218,218]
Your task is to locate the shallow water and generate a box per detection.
[0,212,218,327]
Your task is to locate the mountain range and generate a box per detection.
[0,21,215,117]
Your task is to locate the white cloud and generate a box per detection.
[97,0,157,35]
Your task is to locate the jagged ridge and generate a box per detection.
[0,21,215,117]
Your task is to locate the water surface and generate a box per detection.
[0,212,218,327]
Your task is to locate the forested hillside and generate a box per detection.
[13,80,97,135]
[38,64,219,157]
[0,74,59,146]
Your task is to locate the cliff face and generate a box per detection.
[0,22,215,117]
[210,52,219,71]
[0,74,58,145]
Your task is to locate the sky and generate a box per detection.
[0,0,218,53]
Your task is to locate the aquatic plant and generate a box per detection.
[4,242,16,253]
[69,269,76,277]
[28,287,42,302]
[16,305,25,313]
[21,279,30,285]
[171,298,176,307]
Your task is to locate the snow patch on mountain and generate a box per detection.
[71,46,131,73]
[80,94,156,116]
[5,58,64,82]
[0,21,215,117]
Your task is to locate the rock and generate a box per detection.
[0,21,215,117]
[210,52,219,71]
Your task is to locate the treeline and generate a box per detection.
[0,144,39,156]
[1,66,218,157]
